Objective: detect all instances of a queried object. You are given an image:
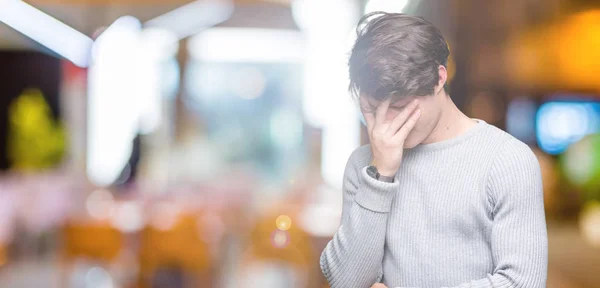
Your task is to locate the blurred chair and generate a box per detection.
[62,220,123,263]
[137,212,214,288]
[60,220,124,287]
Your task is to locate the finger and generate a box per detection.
[386,99,419,136]
[359,96,375,136]
[374,98,391,128]
[394,107,421,140]
[363,111,375,138]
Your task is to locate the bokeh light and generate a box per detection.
[561,134,600,200]
[537,101,599,155]
[86,189,115,220]
[271,230,290,249]
[579,201,600,248]
[85,266,114,288]
[149,202,180,231]
[3,1,600,287]
[275,215,292,231]
[110,201,144,233]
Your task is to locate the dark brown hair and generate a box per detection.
[349,12,450,109]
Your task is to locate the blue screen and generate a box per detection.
[536,101,600,155]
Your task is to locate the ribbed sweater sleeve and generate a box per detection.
[320,146,398,288]
[442,138,547,288]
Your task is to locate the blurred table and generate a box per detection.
[547,221,600,288]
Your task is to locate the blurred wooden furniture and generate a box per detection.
[0,242,6,268]
[137,213,214,288]
[238,206,317,288]
[62,221,123,262]
[547,221,600,287]
[60,220,124,287]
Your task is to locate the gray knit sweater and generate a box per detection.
[320,120,548,288]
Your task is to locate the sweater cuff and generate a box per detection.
[355,166,398,213]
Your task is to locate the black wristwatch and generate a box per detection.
[366,165,395,183]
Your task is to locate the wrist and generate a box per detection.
[370,159,396,177]
[378,169,396,177]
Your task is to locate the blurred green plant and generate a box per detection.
[560,134,600,202]
[7,88,66,171]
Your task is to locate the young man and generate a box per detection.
[320,12,548,288]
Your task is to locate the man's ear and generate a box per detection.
[436,65,447,95]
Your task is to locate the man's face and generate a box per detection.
[360,91,444,148]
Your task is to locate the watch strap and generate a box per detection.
[367,165,395,183]
[378,174,395,183]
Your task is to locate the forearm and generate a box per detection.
[320,202,388,288]
[321,166,398,288]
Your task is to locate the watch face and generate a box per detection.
[367,165,378,178]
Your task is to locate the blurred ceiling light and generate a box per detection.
[188,28,304,63]
[92,15,142,58]
[0,0,93,67]
[365,0,410,14]
[87,16,142,187]
[139,27,179,61]
[293,0,360,190]
[137,28,178,134]
[89,17,174,187]
[145,0,234,40]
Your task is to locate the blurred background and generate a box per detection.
[0,0,599,287]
